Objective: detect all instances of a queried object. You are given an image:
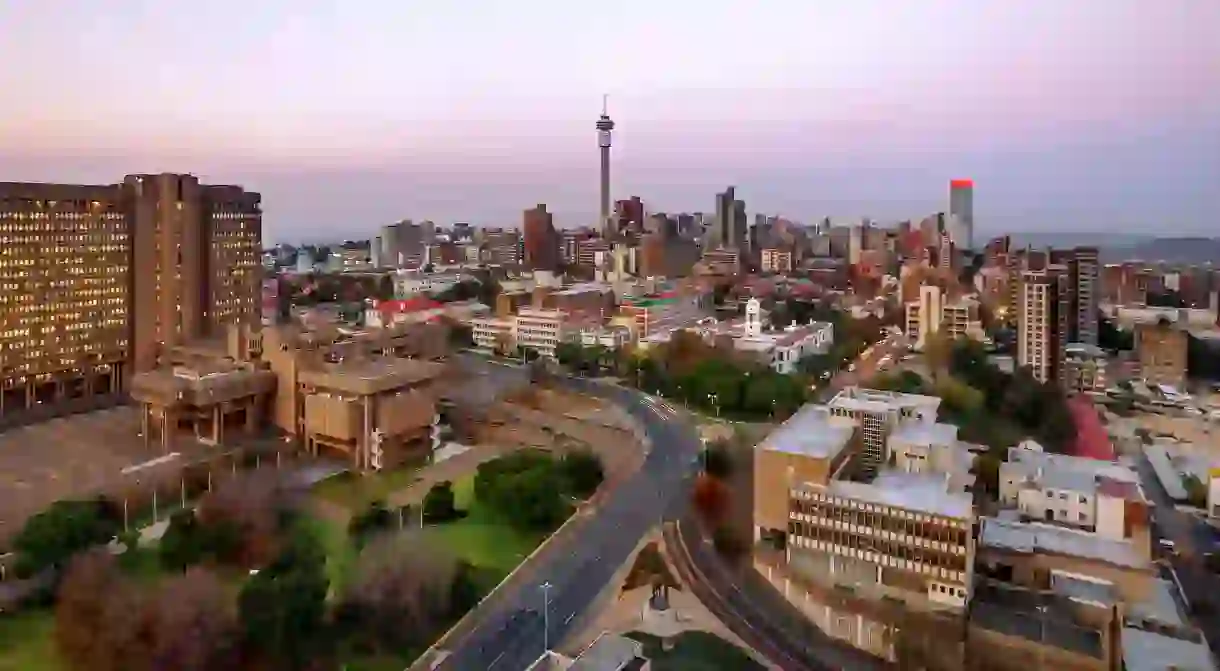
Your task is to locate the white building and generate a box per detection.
[887,420,979,495]
[579,325,632,349]
[733,298,834,374]
[514,308,567,359]
[472,316,512,351]
[393,270,464,298]
[998,443,1144,538]
[827,387,942,476]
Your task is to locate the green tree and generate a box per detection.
[238,528,330,668]
[558,450,605,498]
[14,497,120,577]
[348,500,395,548]
[483,461,569,531]
[159,509,209,571]
[423,481,459,522]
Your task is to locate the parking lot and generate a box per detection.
[0,406,196,547]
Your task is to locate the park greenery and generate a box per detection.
[551,299,884,421]
[1,447,604,671]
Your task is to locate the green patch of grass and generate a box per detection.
[627,631,765,671]
[294,514,357,591]
[452,475,475,510]
[422,474,544,578]
[0,608,61,671]
[312,465,423,511]
[424,504,542,578]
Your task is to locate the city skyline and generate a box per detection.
[3,0,1218,242]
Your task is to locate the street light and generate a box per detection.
[541,581,553,654]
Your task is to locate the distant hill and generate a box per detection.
[1002,233,1220,265]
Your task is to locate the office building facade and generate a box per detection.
[0,173,262,419]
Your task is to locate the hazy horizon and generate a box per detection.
[3,1,1218,243]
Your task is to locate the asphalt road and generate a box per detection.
[1132,447,1220,650]
[435,362,703,670]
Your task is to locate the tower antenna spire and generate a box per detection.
[602,93,608,116]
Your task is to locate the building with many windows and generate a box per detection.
[0,174,261,422]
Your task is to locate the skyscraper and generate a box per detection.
[948,179,975,250]
[596,96,616,238]
[522,204,559,271]
[710,186,747,251]
[0,173,262,419]
[1018,266,1068,385]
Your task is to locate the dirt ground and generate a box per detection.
[0,406,215,547]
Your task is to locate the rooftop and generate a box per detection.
[890,419,960,446]
[757,404,856,461]
[829,386,941,416]
[822,471,974,519]
[980,517,1150,569]
[298,356,444,395]
[1121,627,1214,671]
[1005,443,1141,498]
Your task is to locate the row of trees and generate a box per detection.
[559,330,814,421]
[20,468,494,671]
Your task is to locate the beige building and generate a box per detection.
[0,175,261,422]
[1135,319,1188,390]
[760,248,793,274]
[904,284,985,351]
[471,307,569,358]
[131,322,447,471]
[1063,343,1109,394]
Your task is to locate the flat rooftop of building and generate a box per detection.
[890,419,960,446]
[757,404,856,461]
[829,386,941,415]
[980,517,1150,569]
[298,357,444,395]
[824,471,973,519]
[1121,627,1214,671]
[1007,444,1140,487]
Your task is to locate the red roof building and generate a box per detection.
[1067,396,1115,461]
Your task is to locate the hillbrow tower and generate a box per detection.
[596,95,616,237]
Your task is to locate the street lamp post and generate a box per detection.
[541,581,553,654]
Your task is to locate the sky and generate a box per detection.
[2,0,1219,243]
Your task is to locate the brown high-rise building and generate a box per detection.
[1135,318,1188,389]
[0,173,262,420]
[522,204,559,271]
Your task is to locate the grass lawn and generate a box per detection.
[627,631,765,671]
[295,513,357,591]
[0,609,61,671]
[312,465,424,511]
[423,475,543,579]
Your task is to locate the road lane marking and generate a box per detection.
[489,650,506,668]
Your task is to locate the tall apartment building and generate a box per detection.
[709,186,746,251]
[1018,268,1067,384]
[948,178,974,250]
[522,204,559,271]
[480,227,522,266]
[380,219,427,268]
[0,174,262,418]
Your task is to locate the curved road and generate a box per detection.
[435,365,704,670]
